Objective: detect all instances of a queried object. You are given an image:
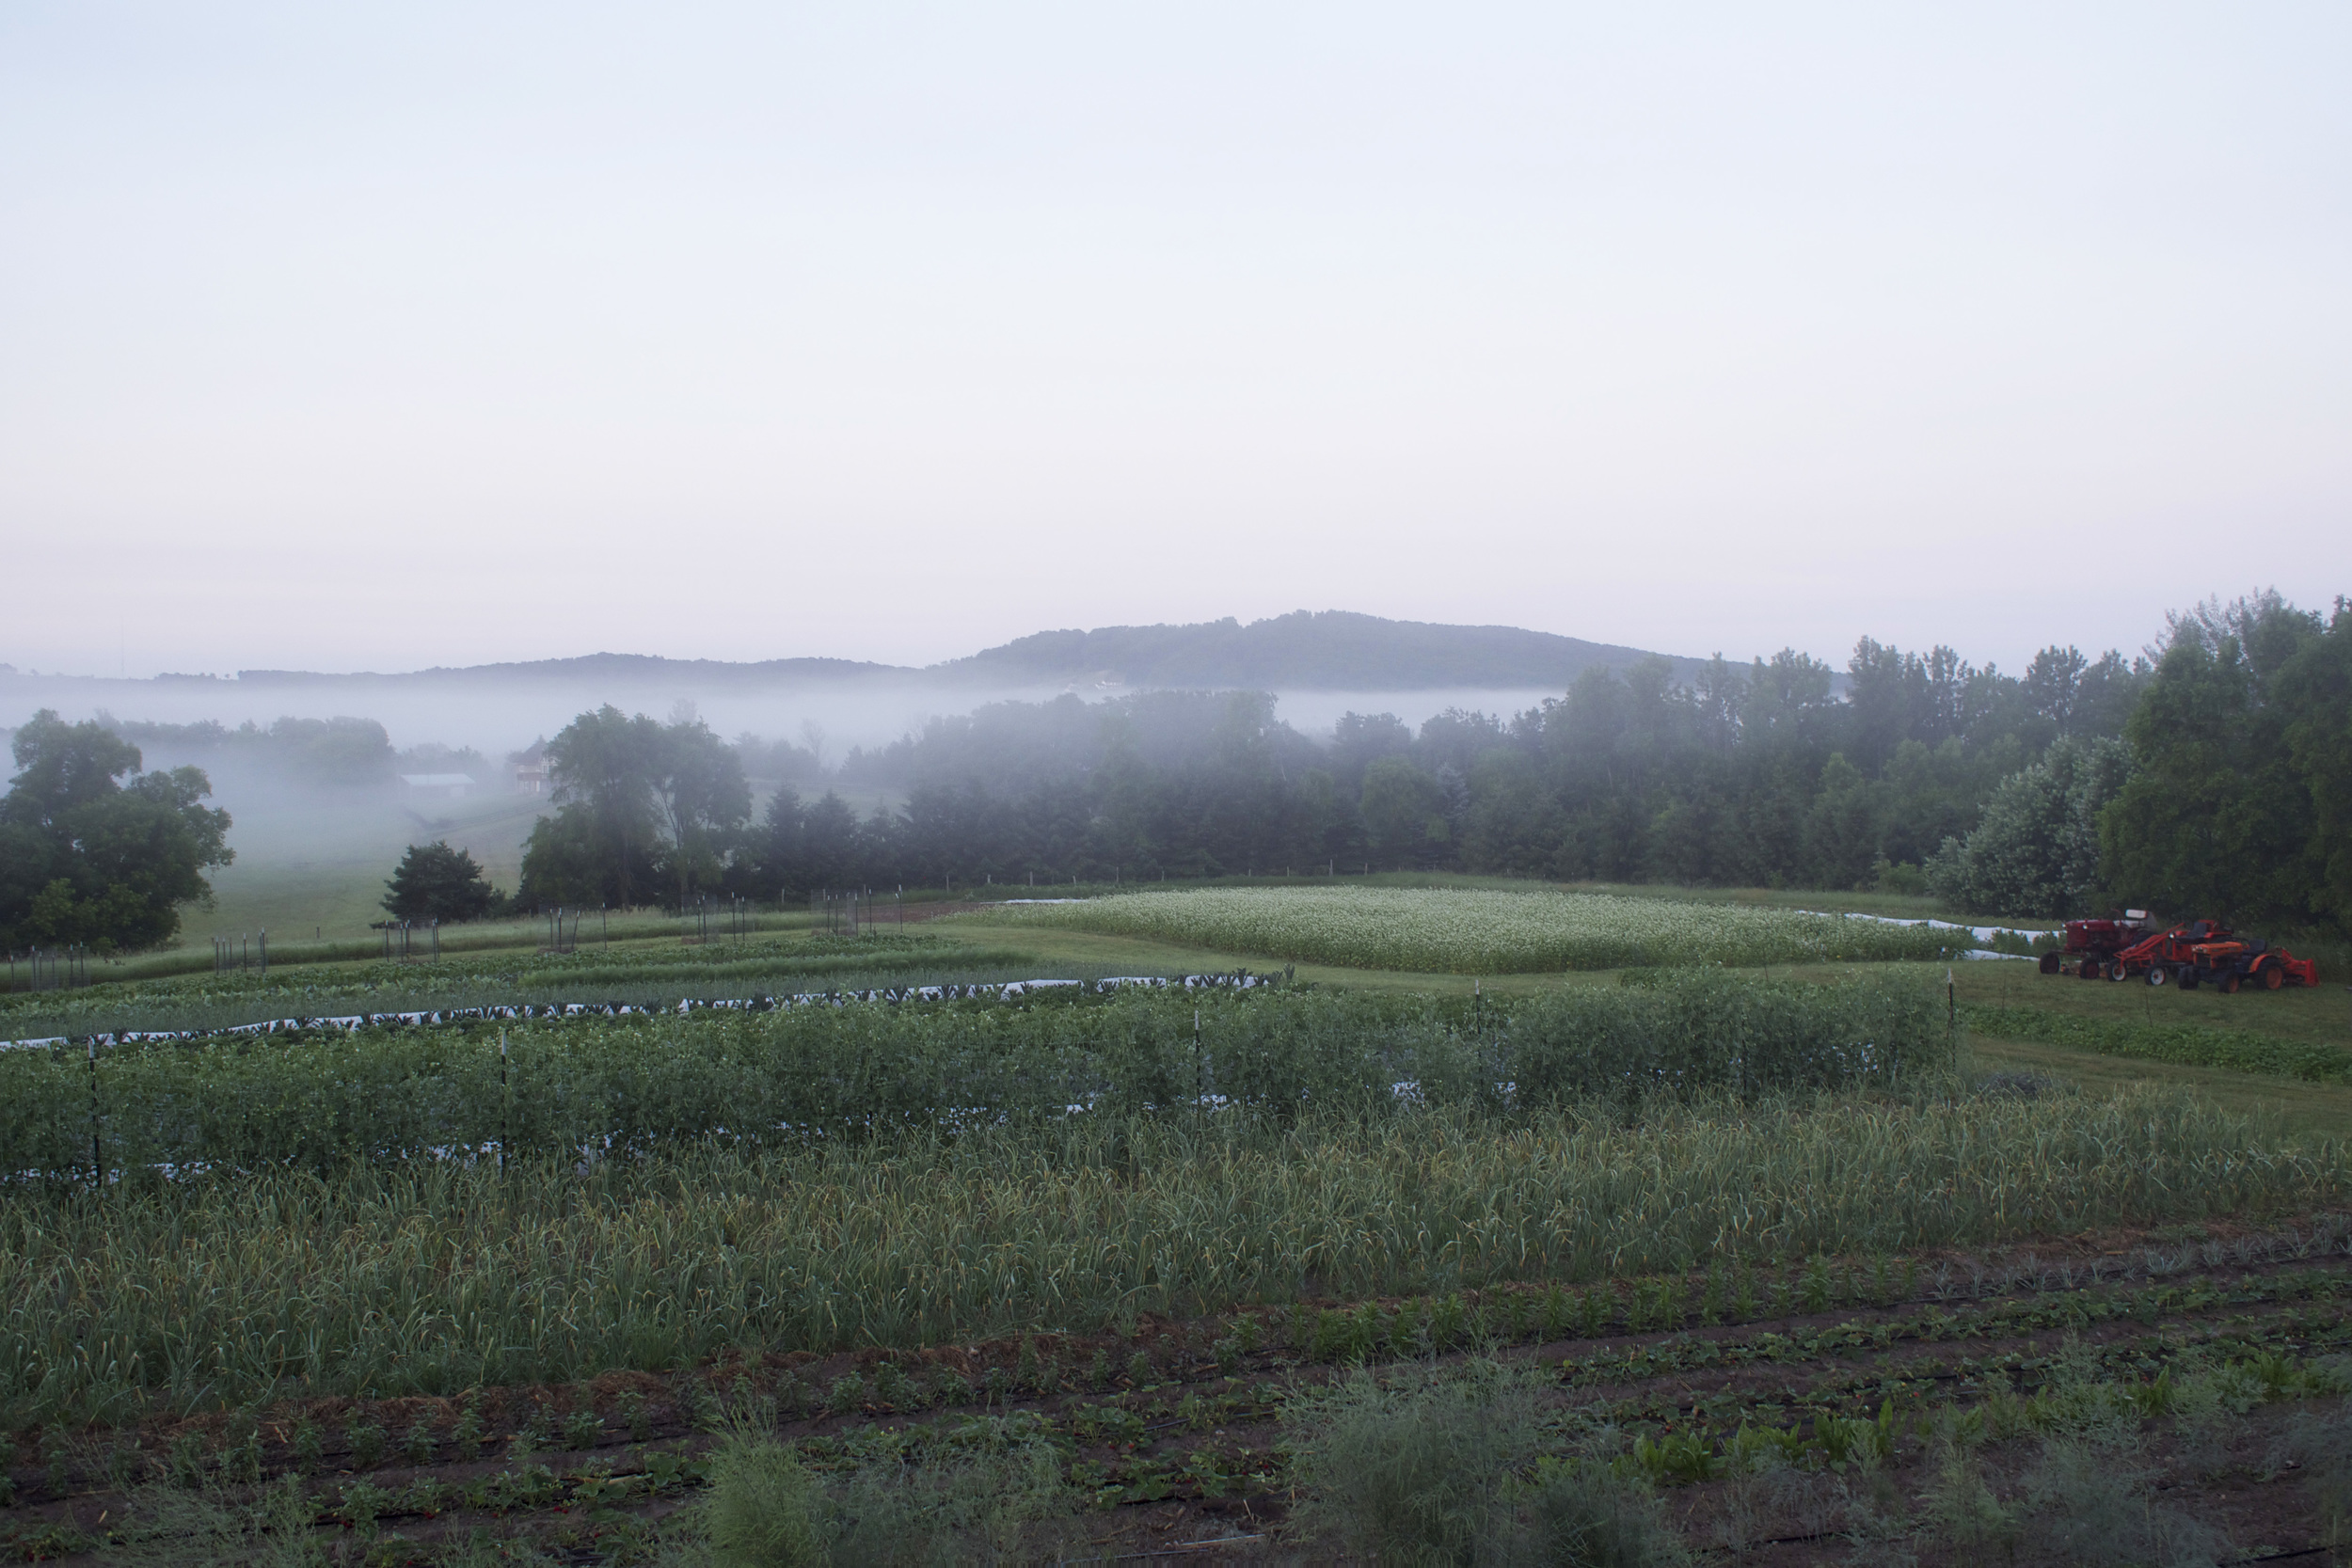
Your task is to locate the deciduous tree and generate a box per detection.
[0,710,232,951]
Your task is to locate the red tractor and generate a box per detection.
[2039,911,2155,980]
[2176,931,2320,992]
[2080,915,2322,991]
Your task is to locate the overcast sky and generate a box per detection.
[3,2,2345,681]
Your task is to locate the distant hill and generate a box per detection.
[229,653,898,689]
[7,613,1701,695]
[944,611,1703,689]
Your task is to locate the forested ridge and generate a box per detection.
[943,609,1701,688]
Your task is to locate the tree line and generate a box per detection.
[10,591,2342,950]
[507,591,2350,935]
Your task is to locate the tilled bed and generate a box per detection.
[9,1211,2352,1562]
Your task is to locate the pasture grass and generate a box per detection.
[1952,955,2352,1050]
[187,789,551,941]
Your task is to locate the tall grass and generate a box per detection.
[0,975,1940,1179]
[0,1087,2329,1428]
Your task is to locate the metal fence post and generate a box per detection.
[87,1038,102,1187]
[1194,1007,1203,1133]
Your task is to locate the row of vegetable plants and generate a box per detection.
[0,973,1941,1179]
[0,1079,2328,1429]
[12,1223,2352,1560]
[0,932,1035,1044]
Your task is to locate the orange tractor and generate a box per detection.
[2042,912,2320,991]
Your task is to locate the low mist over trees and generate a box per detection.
[469,592,2349,939]
[765,639,2141,903]
[0,710,233,951]
[517,705,750,909]
[102,714,399,787]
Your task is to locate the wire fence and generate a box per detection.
[4,946,92,993]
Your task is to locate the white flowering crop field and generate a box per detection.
[982,886,1961,974]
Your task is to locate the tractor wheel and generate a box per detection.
[2108,961,2131,981]
[2180,968,2200,990]
[2040,953,2061,974]
[2147,965,2167,987]
[2222,974,2240,994]
[2077,959,2102,980]
[2265,966,2284,990]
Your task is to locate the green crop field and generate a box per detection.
[6,887,2352,1562]
[971,885,1969,973]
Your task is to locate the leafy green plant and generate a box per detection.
[1630,1431,1717,1486]
[338,1479,391,1535]
[872,1360,916,1408]
[167,1431,205,1490]
[221,1415,262,1485]
[344,1420,386,1471]
[451,1403,484,1458]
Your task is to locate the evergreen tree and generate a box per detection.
[381,841,501,923]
